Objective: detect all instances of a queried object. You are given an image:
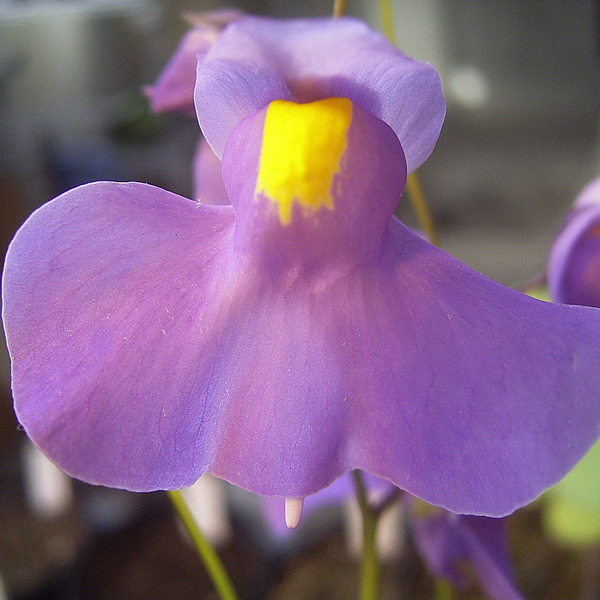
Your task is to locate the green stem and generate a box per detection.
[405,172,439,246]
[434,579,455,600]
[168,489,239,600]
[333,0,347,18]
[352,471,380,600]
[379,0,396,41]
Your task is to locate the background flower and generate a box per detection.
[409,500,525,600]
[548,176,600,307]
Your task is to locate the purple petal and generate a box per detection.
[145,28,213,115]
[3,182,236,490]
[548,202,600,306]
[195,58,292,158]
[462,517,525,600]
[193,139,230,205]
[339,219,600,515]
[183,9,245,30]
[411,507,525,600]
[195,16,445,171]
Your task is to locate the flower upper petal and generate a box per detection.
[195,16,445,172]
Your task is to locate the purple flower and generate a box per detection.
[144,9,244,116]
[4,17,600,518]
[409,502,525,600]
[548,176,600,307]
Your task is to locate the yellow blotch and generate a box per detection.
[254,97,352,225]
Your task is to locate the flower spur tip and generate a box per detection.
[285,497,304,529]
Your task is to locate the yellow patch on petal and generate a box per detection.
[254,97,352,225]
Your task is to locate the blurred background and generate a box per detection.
[1,0,600,598]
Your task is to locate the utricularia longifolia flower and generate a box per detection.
[3,17,600,518]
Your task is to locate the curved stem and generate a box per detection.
[434,579,455,600]
[333,0,347,18]
[352,471,380,600]
[405,172,439,246]
[379,0,396,41]
[378,0,440,246]
[168,489,239,600]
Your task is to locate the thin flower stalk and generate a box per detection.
[168,490,239,600]
[352,470,380,600]
[333,0,348,18]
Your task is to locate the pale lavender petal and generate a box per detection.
[193,139,230,205]
[3,182,236,490]
[196,16,444,170]
[411,508,525,600]
[548,202,600,306]
[183,9,245,30]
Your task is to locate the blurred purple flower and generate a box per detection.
[144,9,244,116]
[3,17,600,519]
[145,10,237,204]
[548,176,600,307]
[409,502,525,600]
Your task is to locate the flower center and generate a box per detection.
[254,98,353,225]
